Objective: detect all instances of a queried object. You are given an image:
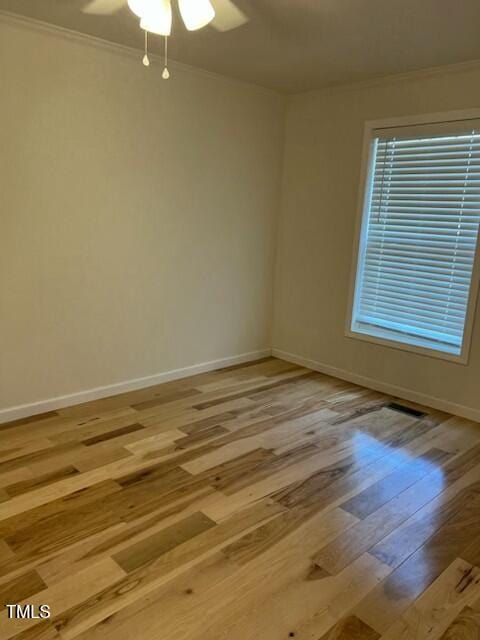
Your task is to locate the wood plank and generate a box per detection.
[113,512,215,573]
[0,443,85,476]
[379,558,480,640]
[4,466,79,498]
[82,423,145,446]
[462,538,480,568]
[8,621,62,639]
[0,412,59,431]
[318,615,380,639]
[36,488,217,586]
[0,570,46,611]
[0,358,477,640]
[0,469,33,490]
[51,500,284,639]
[312,449,452,575]
[222,505,357,566]
[191,371,314,410]
[173,425,229,450]
[131,388,201,411]
[369,454,480,570]
[0,439,56,465]
[67,506,357,640]
[0,558,126,640]
[193,553,391,640]
[340,447,449,519]
[354,483,480,633]
[439,606,480,639]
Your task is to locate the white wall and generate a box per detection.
[273,66,480,419]
[0,17,285,415]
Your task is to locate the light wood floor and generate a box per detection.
[0,357,480,639]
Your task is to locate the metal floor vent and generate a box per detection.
[387,402,426,418]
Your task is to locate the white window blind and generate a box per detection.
[352,121,480,357]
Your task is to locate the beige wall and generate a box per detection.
[4,14,480,420]
[0,18,285,413]
[274,67,480,417]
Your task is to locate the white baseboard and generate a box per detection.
[5,347,479,425]
[272,348,480,423]
[0,349,272,425]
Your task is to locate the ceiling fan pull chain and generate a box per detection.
[142,28,150,66]
[162,36,170,80]
[162,35,170,79]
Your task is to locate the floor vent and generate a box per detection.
[387,402,426,418]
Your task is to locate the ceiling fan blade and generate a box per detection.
[82,0,125,15]
[211,0,248,31]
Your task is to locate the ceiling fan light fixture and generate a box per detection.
[127,0,158,18]
[178,0,215,31]
[140,0,172,36]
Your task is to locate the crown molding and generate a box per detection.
[292,57,480,99]
[4,10,479,104]
[0,10,282,99]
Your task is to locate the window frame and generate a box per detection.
[346,109,480,365]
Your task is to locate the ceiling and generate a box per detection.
[2,0,480,93]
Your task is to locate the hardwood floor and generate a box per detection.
[0,357,479,639]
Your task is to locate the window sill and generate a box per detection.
[346,322,469,365]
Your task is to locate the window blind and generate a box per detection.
[352,124,480,356]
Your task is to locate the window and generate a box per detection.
[349,114,480,362]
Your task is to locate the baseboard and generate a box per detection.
[0,349,272,425]
[272,348,480,423]
[7,346,478,425]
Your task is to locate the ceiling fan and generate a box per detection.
[82,0,248,77]
[82,0,248,32]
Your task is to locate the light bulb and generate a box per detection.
[128,0,155,18]
[140,0,172,36]
[178,0,215,31]
[162,67,170,79]
[143,54,150,66]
